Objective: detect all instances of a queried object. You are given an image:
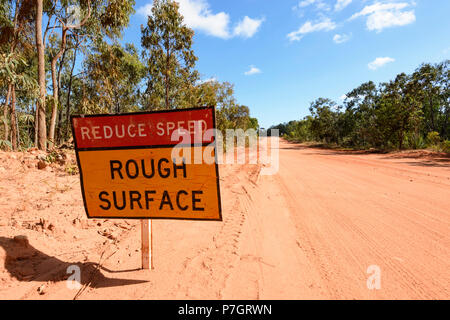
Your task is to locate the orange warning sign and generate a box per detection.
[71,107,222,220]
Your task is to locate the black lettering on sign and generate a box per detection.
[145,190,156,210]
[99,191,111,210]
[192,191,204,211]
[159,190,174,210]
[176,190,188,211]
[158,158,170,178]
[110,160,123,180]
[126,160,139,179]
[173,158,187,178]
[129,190,143,209]
[113,191,127,210]
[141,159,155,178]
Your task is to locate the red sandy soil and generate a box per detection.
[0,138,449,299]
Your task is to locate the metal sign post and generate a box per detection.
[141,219,152,269]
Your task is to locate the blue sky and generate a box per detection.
[120,0,450,128]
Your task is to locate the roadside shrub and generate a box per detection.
[0,139,11,150]
[44,149,67,165]
[426,131,442,151]
[405,133,427,150]
[427,131,441,146]
[65,164,79,175]
[443,140,450,153]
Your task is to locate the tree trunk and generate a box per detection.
[398,128,404,150]
[443,105,449,140]
[65,47,77,139]
[165,71,169,109]
[55,48,66,144]
[49,28,68,149]
[49,4,91,145]
[56,101,63,144]
[10,86,17,151]
[429,95,435,132]
[5,1,21,151]
[36,0,47,151]
[3,84,12,144]
[34,101,38,147]
[3,0,18,146]
[165,48,170,109]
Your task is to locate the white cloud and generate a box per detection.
[233,16,265,38]
[368,57,395,70]
[333,33,351,44]
[350,2,416,32]
[196,77,217,85]
[293,0,330,12]
[137,0,263,39]
[298,0,317,8]
[137,3,153,15]
[335,0,352,11]
[287,18,336,41]
[315,1,330,11]
[339,94,347,101]
[244,65,262,76]
[350,2,408,19]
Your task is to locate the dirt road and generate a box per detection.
[0,138,449,299]
[247,139,450,299]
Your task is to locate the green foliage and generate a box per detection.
[442,140,450,153]
[0,139,12,150]
[309,98,341,144]
[44,149,59,163]
[427,131,441,146]
[271,60,449,152]
[247,117,259,131]
[405,132,427,150]
[204,83,256,134]
[0,0,256,150]
[344,81,380,147]
[269,118,313,142]
[98,0,136,38]
[80,41,145,114]
[426,132,450,152]
[141,0,199,110]
[65,163,79,175]
[0,53,38,97]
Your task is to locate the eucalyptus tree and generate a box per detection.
[377,73,423,149]
[80,42,145,114]
[343,81,380,147]
[438,61,450,139]
[39,0,135,148]
[0,0,37,150]
[45,1,92,148]
[411,61,449,140]
[270,59,449,151]
[141,0,199,110]
[309,98,341,144]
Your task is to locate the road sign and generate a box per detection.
[71,107,222,221]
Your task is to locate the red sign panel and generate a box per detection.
[72,107,214,149]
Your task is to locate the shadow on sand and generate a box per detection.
[0,236,148,293]
[280,140,450,167]
[380,151,450,168]
[280,140,384,154]
[395,160,450,168]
